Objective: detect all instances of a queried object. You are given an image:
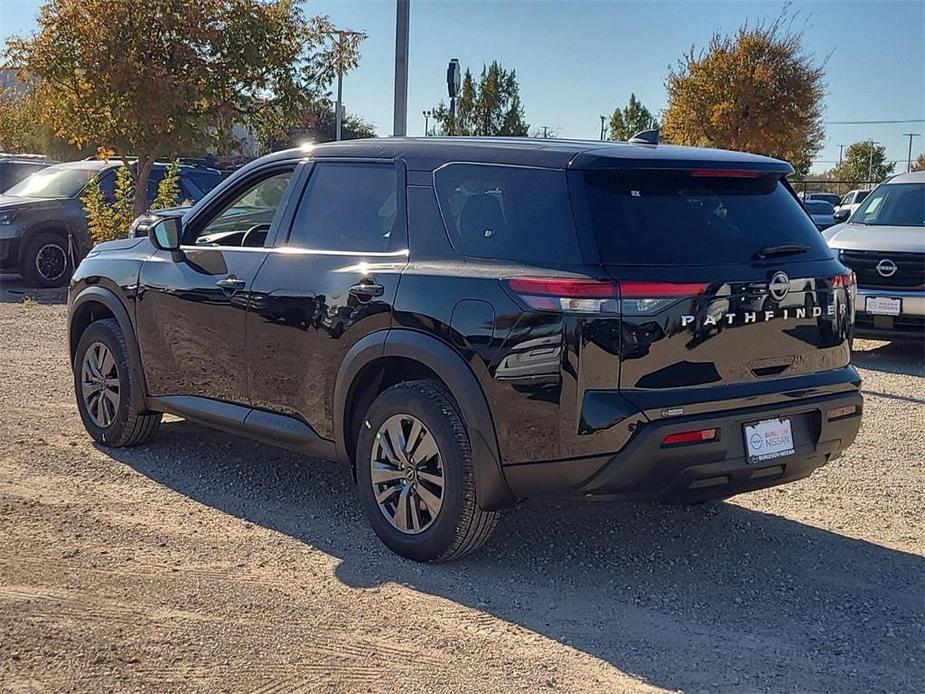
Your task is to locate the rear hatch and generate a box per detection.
[574,168,854,400]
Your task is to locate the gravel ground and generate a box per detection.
[0,276,923,693]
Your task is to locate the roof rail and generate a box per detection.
[0,152,51,160]
[629,128,659,145]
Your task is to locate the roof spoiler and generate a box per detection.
[629,128,659,145]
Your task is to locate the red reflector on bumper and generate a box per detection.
[661,428,718,446]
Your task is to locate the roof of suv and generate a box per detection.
[883,170,925,184]
[262,137,794,174]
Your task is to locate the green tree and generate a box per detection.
[431,61,529,136]
[910,153,925,172]
[662,9,825,172]
[150,159,182,211]
[0,85,84,157]
[608,93,658,141]
[6,0,360,217]
[830,141,895,184]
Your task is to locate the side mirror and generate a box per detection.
[149,217,181,251]
[833,208,850,223]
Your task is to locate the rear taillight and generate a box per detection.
[505,277,619,313]
[504,278,707,314]
[831,272,857,293]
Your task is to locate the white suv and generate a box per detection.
[824,171,925,340]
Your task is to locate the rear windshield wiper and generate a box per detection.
[754,243,810,260]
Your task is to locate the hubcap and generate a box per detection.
[81,342,120,428]
[370,414,445,534]
[35,243,67,281]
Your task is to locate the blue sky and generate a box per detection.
[2,0,923,173]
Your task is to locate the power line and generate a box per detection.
[825,119,925,125]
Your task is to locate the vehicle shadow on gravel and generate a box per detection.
[0,274,67,305]
[104,422,924,693]
[852,339,925,377]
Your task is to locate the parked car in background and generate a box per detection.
[834,189,870,223]
[0,154,53,193]
[824,171,925,340]
[0,159,221,287]
[804,199,836,231]
[68,138,862,561]
[798,191,841,208]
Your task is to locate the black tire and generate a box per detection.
[21,231,71,288]
[73,318,161,447]
[355,380,501,562]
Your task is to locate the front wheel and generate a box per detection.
[355,380,500,562]
[73,318,161,447]
[21,231,71,288]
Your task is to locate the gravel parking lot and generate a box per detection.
[1,276,923,693]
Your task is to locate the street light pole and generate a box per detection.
[423,110,431,136]
[902,133,920,172]
[600,115,606,141]
[837,144,847,167]
[393,0,410,137]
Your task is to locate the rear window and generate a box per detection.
[582,171,833,265]
[434,163,582,264]
[805,200,834,214]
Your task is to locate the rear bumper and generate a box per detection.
[854,286,925,339]
[503,391,863,503]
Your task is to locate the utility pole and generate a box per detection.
[392,0,410,137]
[600,115,606,141]
[837,144,847,167]
[333,29,367,141]
[902,133,920,171]
[423,110,431,136]
[867,140,880,185]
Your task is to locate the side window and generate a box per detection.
[190,170,293,247]
[145,169,166,206]
[97,171,116,202]
[434,163,582,264]
[287,163,397,252]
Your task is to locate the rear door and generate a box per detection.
[574,169,853,397]
[246,160,407,440]
[136,164,299,403]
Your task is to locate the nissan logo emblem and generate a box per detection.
[876,259,898,278]
[768,271,790,301]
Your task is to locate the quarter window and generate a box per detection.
[287,163,397,252]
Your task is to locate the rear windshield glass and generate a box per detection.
[582,171,833,265]
[434,163,582,264]
[850,182,924,227]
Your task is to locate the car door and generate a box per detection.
[246,159,408,440]
[136,163,301,404]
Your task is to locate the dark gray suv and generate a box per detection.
[0,159,221,287]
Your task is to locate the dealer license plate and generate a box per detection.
[866,296,901,316]
[744,418,795,463]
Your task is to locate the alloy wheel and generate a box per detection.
[34,242,67,282]
[81,342,121,428]
[370,414,445,534]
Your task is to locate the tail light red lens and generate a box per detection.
[661,428,718,446]
[504,277,707,314]
[504,277,619,313]
[831,272,856,290]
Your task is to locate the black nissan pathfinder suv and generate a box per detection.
[67,138,863,561]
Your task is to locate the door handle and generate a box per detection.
[348,282,384,298]
[216,275,245,291]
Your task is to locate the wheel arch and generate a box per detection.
[333,328,516,511]
[69,286,148,413]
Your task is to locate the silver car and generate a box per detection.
[824,171,925,340]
